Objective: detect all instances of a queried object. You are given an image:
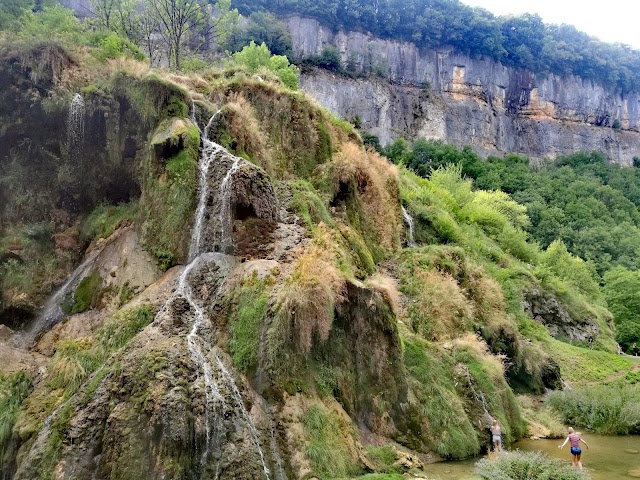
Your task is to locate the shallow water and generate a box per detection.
[422,434,640,479]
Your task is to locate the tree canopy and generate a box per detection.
[232,0,640,93]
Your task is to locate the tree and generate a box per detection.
[149,0,237,69]
[226,11,292,57]
[603,267,640,349]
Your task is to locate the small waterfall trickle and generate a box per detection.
[67,93,85,160]
[402,206,417,247]
[23,250,100,345]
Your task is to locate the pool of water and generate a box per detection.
[421,434,640,479]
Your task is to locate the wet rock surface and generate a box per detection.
[522,286,599,342]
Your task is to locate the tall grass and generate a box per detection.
[303,404,359,479]
[80,202,138,243]
[475,451,590,480]
[48,305,154,395]
[402,337,480,458]
[547,384,640,434]
[0,372,32,450]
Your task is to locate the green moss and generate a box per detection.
[70,269,103,314]
[402,336,480,458]
[227,276,270,372]
[303,404,360,479]
[289,179,333,229]
[454,348,525,443]
[141,120,200,269]
[340,227,376,278]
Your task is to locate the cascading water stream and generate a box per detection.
[401,206,417,247]
[167,104,270,478]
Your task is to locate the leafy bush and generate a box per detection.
[475,451,590,479]
[91,32,145,62]
[230,41,299,89]
[306,46,342,72]
[15,5,83,44]
[547,384,640,434]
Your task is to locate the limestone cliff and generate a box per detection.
[289,16,640,165]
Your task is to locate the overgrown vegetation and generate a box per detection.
[475,451,590,480]
[46,305,154,398]
[0,372,32,456]
[303,404,360,479]
[393,141,640,350]
[548,384,640,434]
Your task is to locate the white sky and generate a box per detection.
[459,0,640,49]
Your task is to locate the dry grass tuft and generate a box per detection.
[330,143,401,252]
[452,332,506,376]
[411,268,473,340]
[273,240,345,353]
[106,57,150,79]
[223,93,273,171]
[366,273,401,317]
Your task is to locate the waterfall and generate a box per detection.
[402,206,416,247]
[67,93,85,160]
[162,105,271,478]
[188,109,223,260]
[22,249,100,345]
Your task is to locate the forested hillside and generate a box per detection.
[386,139,640,351]
[233,0,640,93]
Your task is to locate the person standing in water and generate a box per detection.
[559,427,589,468]
[490,420,502,453]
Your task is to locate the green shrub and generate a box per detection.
[90,32,145,61]
[230,41,299,89]
[475,451,590,479]
[306,46,343,72]
[547,384,640,434]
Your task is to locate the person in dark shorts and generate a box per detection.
[633,342,638,356]
[559,427,589,469]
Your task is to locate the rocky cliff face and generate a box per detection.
[289,16,640,164]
